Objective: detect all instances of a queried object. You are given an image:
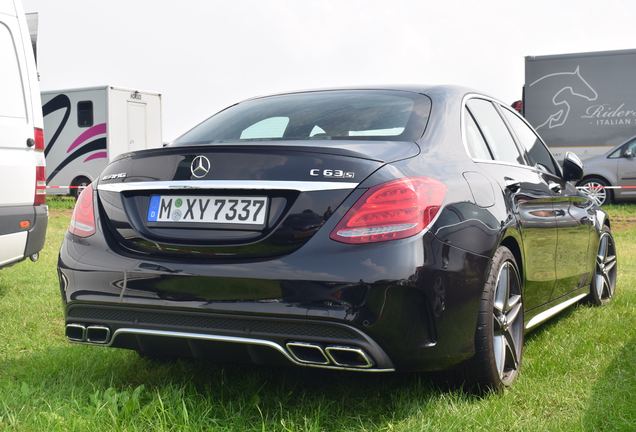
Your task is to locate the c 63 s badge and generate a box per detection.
[310,169,355,179]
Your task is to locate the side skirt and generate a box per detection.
[524,287,589,331]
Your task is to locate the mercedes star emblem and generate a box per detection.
[191,155,211,178]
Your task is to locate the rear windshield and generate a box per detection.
[174,90,432,145]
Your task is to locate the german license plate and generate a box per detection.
[147,195,268,226]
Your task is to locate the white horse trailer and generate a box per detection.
[41,86,162,195]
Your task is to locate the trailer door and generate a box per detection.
[126,101,147,152]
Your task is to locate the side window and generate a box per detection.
[240,116,289,139]
[77,101,94,127]
[466,99,524,165]
[464,108,493,160]
[0,23,26,118]
[624,139,636,157]
[501,107,559,176]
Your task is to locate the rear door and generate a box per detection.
[0,8,36,266]
[126,101,147,152]
[466,98,559,310]
[0,15,33,206]
[499,105,593,301]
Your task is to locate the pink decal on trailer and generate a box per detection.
[67,123,107,153]
[84,151,108,162]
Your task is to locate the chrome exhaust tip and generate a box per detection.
[86,325,111,344]
[286,342,330,365]
[325,346,373,368]
[65,323,86,342]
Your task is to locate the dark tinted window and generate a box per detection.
[175,90,432,145]
[464,108,493,160]
[77,101,94,127]
[466,99,524,165]
[501,108,559,176]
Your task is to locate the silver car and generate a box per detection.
[578,137,636,205]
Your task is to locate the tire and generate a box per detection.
[461,246,524,391]
[577,177,613,206]
[589,225,617,306]
[71,176,90,199]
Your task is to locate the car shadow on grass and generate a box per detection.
[0,343,484,429]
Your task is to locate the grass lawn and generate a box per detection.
[0,201,634,431]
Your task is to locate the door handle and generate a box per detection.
[548,181,562,193]
[505,178,521,193]
[26,138,35,148]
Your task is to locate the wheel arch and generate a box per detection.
[578,174,612,186]
[500,236,524,287]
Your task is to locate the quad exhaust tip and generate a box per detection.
[65,324,110,344]
[286,342,373,369]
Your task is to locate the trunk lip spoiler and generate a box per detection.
[97,180,359,193]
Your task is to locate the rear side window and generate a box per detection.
[464,108,493,160]
[175,90,432,145]
[0,24,26,118]
[77,100,94,127]
[466,99,524,165]
[501,107,559,176]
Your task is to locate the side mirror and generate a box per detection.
[562,152,584,181]
[625,149,634,159]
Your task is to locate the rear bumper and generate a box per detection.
[0,204,47,267]
[58,230,490,372]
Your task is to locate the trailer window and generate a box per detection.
[77,101,93,127]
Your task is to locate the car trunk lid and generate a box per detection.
[96,141,414,260]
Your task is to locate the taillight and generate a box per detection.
[69,183,96,237]
[330,177,447,244]
[34,127,45,152]
[34,166,46,205]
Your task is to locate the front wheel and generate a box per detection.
[463,246,524,391]
[589,226,617,306]
[577,177,612,206]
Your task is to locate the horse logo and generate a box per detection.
[529,66,598,130]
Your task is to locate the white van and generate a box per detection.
[42,86,163,196]
[0,0,47,268]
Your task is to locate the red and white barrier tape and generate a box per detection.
[577,185,636,190]
[45,185,84,189]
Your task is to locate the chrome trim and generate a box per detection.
[86,325,111,344]
[97,180,359,193]
[65,323,86,342]
[285,342,330,365]
[460,93,562,177]
[94,328,394,372]
[324,346,374,368]
[525,293,588,330]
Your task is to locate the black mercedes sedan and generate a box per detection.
[59,86,617,390]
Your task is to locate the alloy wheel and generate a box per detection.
[492,261,523,383]
[594,232,617,301]
[579,181,608,206]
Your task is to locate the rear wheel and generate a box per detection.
[589,226,617,306]
[577,177,612,206]
[463,246,524,391]
[71,176,90,199]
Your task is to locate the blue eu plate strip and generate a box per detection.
[147,195,160,222]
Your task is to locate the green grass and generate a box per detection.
[0,208,634,431]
